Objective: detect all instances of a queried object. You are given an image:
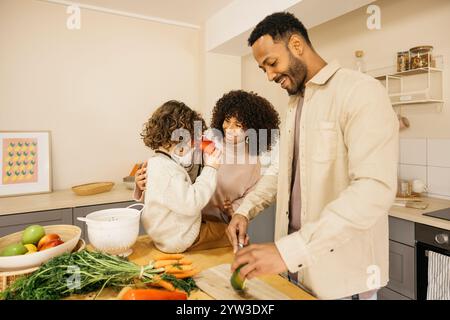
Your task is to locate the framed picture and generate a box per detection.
[0,131,52,197]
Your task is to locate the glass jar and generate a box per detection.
[397,51,410,72]
[409,45,434,69]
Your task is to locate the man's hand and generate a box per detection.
[226,214,250,253]
[135,161,147,191]
[231,243,288,280]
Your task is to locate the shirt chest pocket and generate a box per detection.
[312,121,338,163]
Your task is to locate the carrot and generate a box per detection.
[154,260,180,268]
[154,253,184,261]
[152,276,176,291]
[165,265,193,274]
[122,289,187,300]
[173,269,200,279]
[179,258,192,265]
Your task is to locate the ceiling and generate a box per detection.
[73,0,233,26]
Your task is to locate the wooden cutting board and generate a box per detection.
[194,264,291,300]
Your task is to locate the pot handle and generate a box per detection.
[127,203,145,214]
[77,217,89,223]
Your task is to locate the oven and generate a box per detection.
[416,223,450,300]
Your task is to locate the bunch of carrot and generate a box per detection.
[119,253,200,300]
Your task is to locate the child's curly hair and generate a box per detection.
[210,90,280,155]
[141,100,206,150]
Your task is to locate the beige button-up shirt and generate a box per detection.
[235,60,399,299]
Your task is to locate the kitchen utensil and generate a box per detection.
[0,225,81,271]
[72,182,114,196]
[123,176,135,190]
[393,201,429,210]
[77,203,143,257]
[195,264,291,300]
[411,179,428,194]
[0,238,86,292]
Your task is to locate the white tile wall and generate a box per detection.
[399,164,427,182]
[427,166,450,197]
[399,139,427,165]
[427,139,450,167]
[398,138,450,198]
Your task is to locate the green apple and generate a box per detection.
[22,225,46,245]
[230,265,247,291]
[0,243,28,256]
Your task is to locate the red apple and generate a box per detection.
[39,239,64,251]
[37,234,61,251]
[200,140,215,155]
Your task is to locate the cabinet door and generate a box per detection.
[247,204,275,243]
[387,240,416,299]
[73,201,144,240]
[0,209,73,237]
[378,287,411,300]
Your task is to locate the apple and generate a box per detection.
[39,239,64,251]
[200,140,215,155]
[37,234,61,251]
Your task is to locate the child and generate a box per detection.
[140,100,222,253]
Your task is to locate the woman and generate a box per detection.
[134,90,280,250]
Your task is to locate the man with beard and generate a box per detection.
[226,12,399,300]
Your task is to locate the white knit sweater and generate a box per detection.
[141,152,217,253]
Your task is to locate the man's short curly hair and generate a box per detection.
[141,100,206,150]
[210,90,280,155]
[248,12,311,47]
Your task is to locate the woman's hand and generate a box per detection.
[226,214,250,253]
[135,161,148,191]
[203,148,222,170]
[223,199,234,217]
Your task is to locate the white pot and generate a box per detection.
[77,204,143,256]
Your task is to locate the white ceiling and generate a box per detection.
[73,0,233,26]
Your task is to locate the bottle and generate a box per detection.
[354,50,366,73]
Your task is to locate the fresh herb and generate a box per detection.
[160,273,197,295]
[1,250,197,300]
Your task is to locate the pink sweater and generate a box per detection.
[202,141,261,222]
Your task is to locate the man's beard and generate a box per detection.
[285,53,307,96]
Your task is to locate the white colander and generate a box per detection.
[77,203,144,257]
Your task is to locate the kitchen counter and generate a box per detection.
[0,184,134,216]
[67,236,316,300]
[389,196,450,231]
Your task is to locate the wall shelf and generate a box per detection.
[369,55,444,108]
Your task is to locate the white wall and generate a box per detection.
[242,0,450,138]
[0,0,201,190]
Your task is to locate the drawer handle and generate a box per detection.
[435,233,449,245]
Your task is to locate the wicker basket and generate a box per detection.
[72,182,114,196]
[0,239,86,293]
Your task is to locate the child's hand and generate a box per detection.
[204,148,222,169]
[135,161,148,191]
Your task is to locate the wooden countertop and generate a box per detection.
[67,236,316,300]
[389,196,450,231]
[0,184,135,216]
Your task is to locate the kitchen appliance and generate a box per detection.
[416,223,450,300]
[77,204,143,257]
[423,207,450,221]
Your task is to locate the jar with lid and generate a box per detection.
[409,45,434,69]
[397,51,410,72]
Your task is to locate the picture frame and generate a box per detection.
[0,131,52,198]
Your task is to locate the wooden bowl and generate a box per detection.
[0,225,81,271]
[0,238,85,292]
[72,182,114,196]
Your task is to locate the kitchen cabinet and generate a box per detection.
[0,208,73,238]
[73,201,145,240]
[383,216,416,300]
[247,204,275,243]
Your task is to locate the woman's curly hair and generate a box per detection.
[210,90,280,155]
[141,100,206,150]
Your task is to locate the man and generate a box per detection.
[226,12,399,300]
